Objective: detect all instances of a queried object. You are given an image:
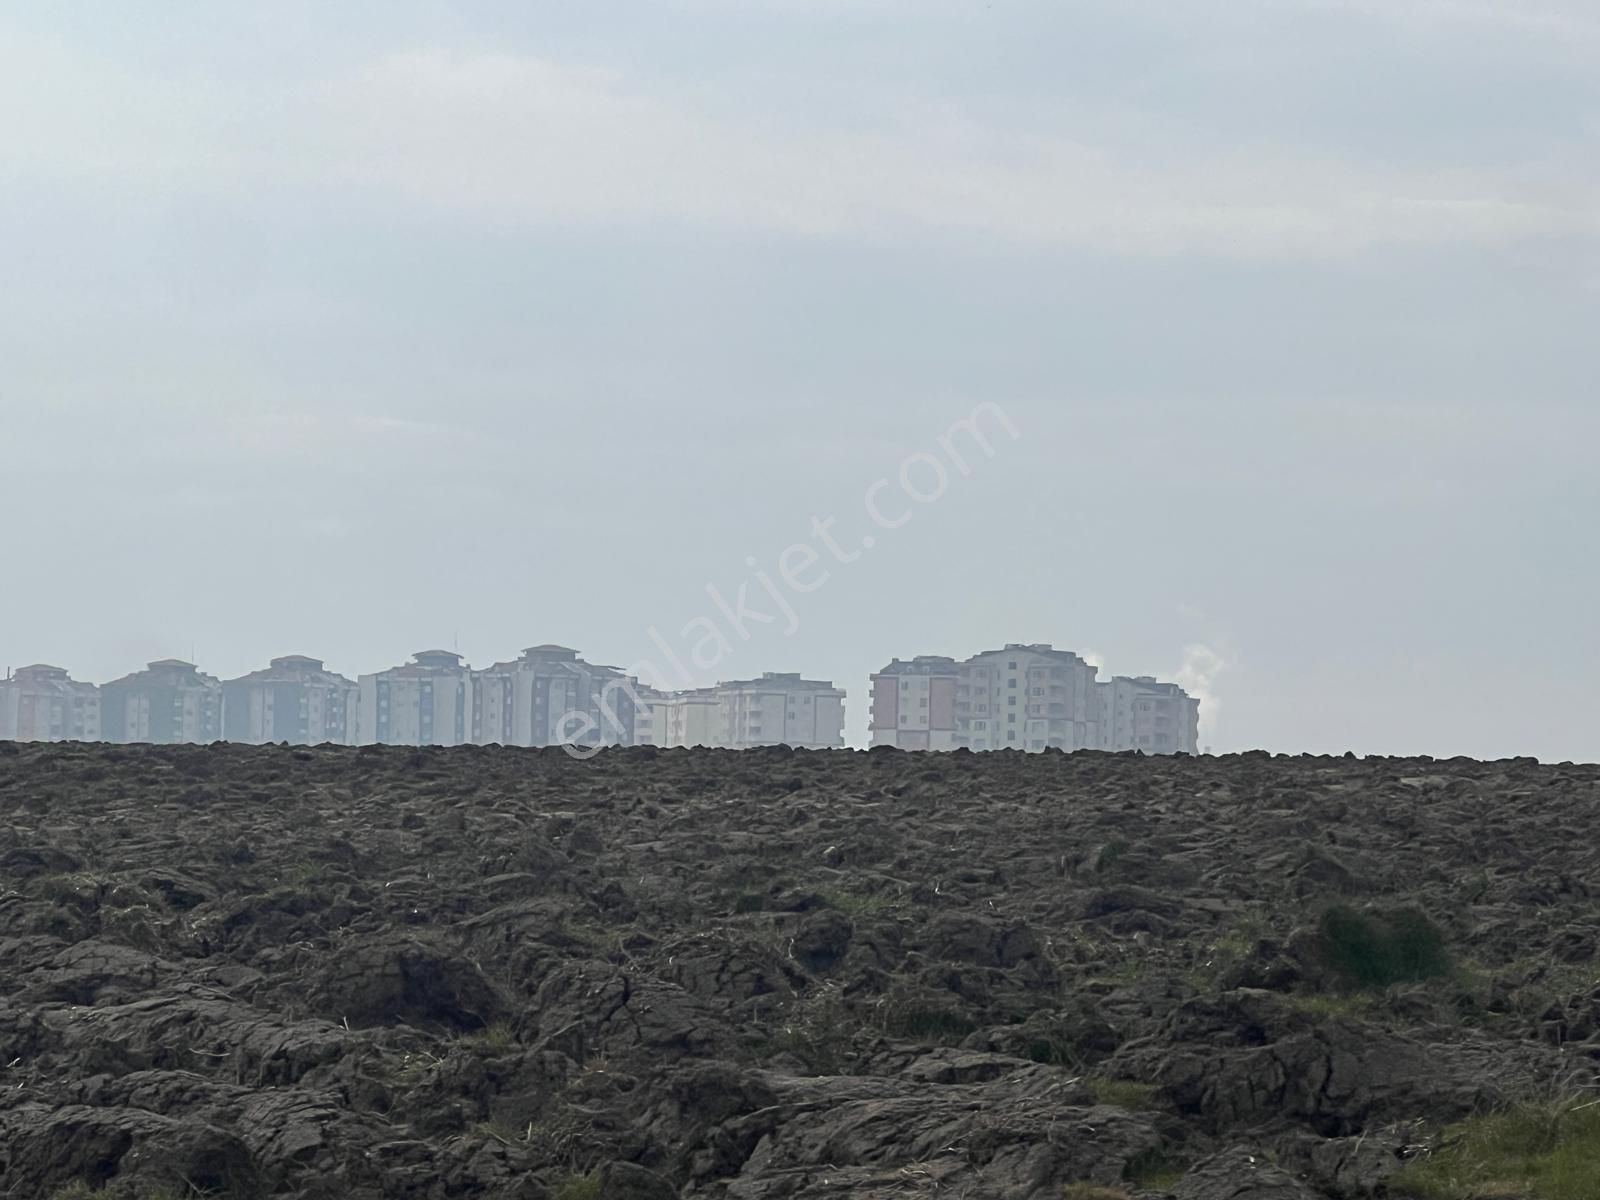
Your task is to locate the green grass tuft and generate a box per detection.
[1391,1099,1600,1199]
[1084,1076,1157,1110]
[881,1003,977,1043]
[468,1021,517,1052]
[549,1172,604,1200]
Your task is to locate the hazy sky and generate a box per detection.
[2,1,1596,759]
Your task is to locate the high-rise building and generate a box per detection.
[100,659,222,744]
[357,650,473,746]
[1097,675,1200,755]
[0,665,100,742]
[221,656,358,745]
[960,644,1100,752]
[472,645,650,748]
[870,643,1196,754]
[869,656,962,750]
[652,673,845,749]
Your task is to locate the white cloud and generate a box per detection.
[2,35,1594,259]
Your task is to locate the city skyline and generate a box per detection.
[0,637,1200,753]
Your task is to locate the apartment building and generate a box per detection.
[649,674,844,749]
[869,656,962,750]
[714,673,846,749]
[473,644,649,748]
[650,688,724,747]
[0,665,100,742]
[630,682,663,747]
[357,650,473,746]
[960,644,1101,752]
[1097,675,1200,755]
[221,656,358,745]
[100,659,222,744]
[870,643,1196,754]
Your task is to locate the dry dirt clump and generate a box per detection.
[0,740,1597,1199]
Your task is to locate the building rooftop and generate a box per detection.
[717,673,841,692]
[225,657,353,687]
[411,650,465,667]
[874,656,960,675]
[104,660,218,688]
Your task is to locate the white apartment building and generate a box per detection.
[0,665,100,742]
[221,656,358,746]
[871,643,1196,754]
[959,644,1101,752]
[653,673,846,749]
[1097,675,1200,755]
[651,688,724,747]
[869,656,962,750]
[718,673,846,749]
[358,650,474,746]
[473,644,650,748]
[100,659,223,744]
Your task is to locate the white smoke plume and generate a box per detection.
[1175,643,1227,750]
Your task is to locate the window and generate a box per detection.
[1008,696,1016,706]
[1008,679,1017,688]
[1008,661,1017,669]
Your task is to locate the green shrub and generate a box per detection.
[1391,1099,1600,1199]
[1316,904,1452,989]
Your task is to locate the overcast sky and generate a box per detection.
[2,1,1596,759]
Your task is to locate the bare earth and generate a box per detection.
[1,741,1597,1199]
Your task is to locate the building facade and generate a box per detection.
[221,656,358,745]
[100,659,222,744]
[0,665,100,742]
[870,644,1196,754]
[357,650,474,746]
[472,645,649,748]
[869,656,962,750]
[651,688,724,748]
[652,673,845,750]
[1097,675,1200,755]
[959,644,1101,752]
